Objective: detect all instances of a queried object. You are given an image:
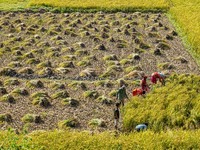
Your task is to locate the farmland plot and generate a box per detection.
[0,12,199,131]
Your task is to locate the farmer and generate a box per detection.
[135,123,148,132]
[116,80,129,106]
[132,88,143,96]
[140,75,149,94]
[151,72,165,85]
[114,102,120,130]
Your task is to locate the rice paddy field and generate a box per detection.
[28,0,169,11]
[0,0,200,149]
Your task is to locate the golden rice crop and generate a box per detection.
[123,74,200,132]
[29,0,169,10]
[169,5,200,64]
[170,0,200,6]
[0,0,28,10]
[1,129,200,149]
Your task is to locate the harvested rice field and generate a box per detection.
[0,11,199,132]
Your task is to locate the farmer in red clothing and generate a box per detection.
[151,72,165,85]
[132,88,143,96]
[140,75,149,94]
